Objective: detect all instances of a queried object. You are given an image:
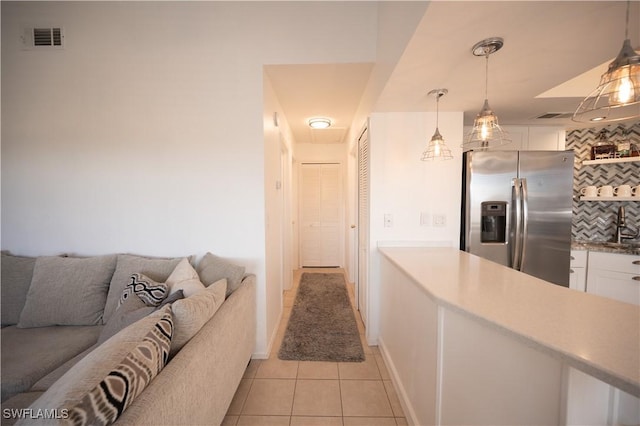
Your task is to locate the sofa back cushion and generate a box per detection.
[1,253,36,326]
[17,255,117,328]
[170,278,227,356]
[103,254,189,324]
[196,252,245,297]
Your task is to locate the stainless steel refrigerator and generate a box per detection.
[460,150,575,287]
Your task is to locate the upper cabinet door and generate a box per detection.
[464,126,566,151]
[527,126,566,150]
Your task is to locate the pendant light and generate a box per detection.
[573,0,640,123]
[463,37,512,151]
[421,89,453,160]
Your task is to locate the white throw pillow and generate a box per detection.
[170,278,227,356]
[166,258,206,298]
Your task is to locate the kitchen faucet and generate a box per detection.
[614,206,639,244]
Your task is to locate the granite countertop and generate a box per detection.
[572,240,640,255]
[378,247,640,398]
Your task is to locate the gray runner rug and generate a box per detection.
[278,272,365,362]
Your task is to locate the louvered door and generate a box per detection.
[299,163,343,267]
[357,129,370,323]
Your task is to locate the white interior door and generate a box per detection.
[299,163,343,267]
[357,129,370,323]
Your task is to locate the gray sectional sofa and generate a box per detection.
[1,252,256,425]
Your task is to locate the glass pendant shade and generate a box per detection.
[573,39,640,123]
[464,99,512,150]
[421,88,453,161]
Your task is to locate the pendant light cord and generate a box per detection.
[624,0,630,39]
[484,53,490,100]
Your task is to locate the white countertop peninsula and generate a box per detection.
[378,247,639,426]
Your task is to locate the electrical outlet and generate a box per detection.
[433,214,446,227]
[384,214,393,228]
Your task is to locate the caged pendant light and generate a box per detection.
[573,0,640,123]
[421,89,453,161]
[463,37,512,151]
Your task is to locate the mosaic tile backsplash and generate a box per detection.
[566,122,640,242]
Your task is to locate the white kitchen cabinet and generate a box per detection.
[569,250,587,292]
[527,126,566,150]
[462,125,566,151]
[586,251,640,306]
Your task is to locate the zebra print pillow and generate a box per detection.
[65,305,173,425]
[118,273,168,308]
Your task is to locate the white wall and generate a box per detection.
[1,1,379,357]
[263,74,294,357]
[367,111,463,344]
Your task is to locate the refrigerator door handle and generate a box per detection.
[511,178,522,270]
[520,178,529,272]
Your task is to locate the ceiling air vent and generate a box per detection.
[22,27,64,49]
[535,112,573,119]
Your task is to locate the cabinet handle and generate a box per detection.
[570,269,575,274]
[633,260,640,265]
[633,277,640,281]
[570,256,575,260]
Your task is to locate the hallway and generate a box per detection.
[223,268,407,426]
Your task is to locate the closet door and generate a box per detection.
[299,163,342,267]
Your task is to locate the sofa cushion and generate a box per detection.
[29,345,97,393]
[1,392,45,426]
[1,254,36,326]
[166,257,206,297]
[1,325,101,402]
[98,289,184,345]
[170,278,226,356]
[17,255,117,328]
[22,306,173,426]
[103,254,188,324]
[196,252,245,297]
[119,273,169,308]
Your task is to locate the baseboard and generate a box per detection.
[378,336,420,426]
[253,306,284,360]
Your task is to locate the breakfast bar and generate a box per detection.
[378,247,640,426]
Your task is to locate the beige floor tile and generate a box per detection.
[221,415,239,426]
[244,360,262,379]
[242,379,296,416]
[374,354,390,380]
[395,417,408,425]
[383,380,404,417]
[343,417,396,426]
[297,361,339,379]
[292,379,342,417]
[236,416,291,426]
[290,416,343,426]
[340,380,393,417]
[227,379,253,415]
[338,357,381,380]
[255,358,299,379]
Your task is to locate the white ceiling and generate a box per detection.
[267,1,640,144]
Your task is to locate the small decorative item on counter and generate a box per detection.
[590,129,616,160]
[630,142,640,157]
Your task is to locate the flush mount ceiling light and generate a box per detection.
[463,37,512,151]
[573,0,640,123]
[308,118,332,129]
[421,89,453,161]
